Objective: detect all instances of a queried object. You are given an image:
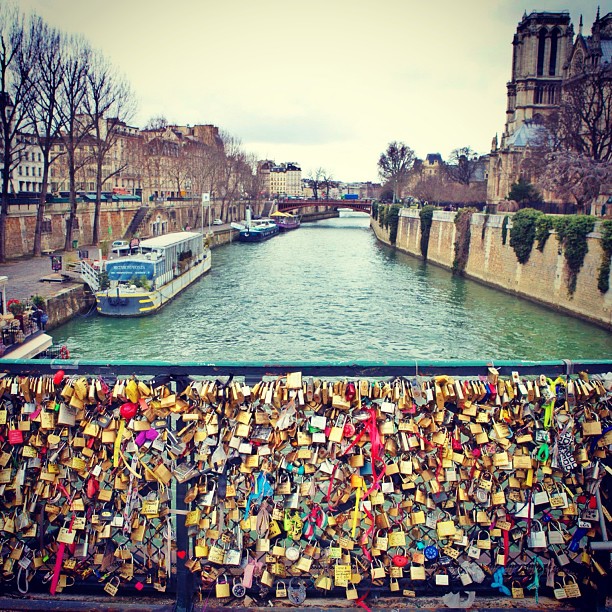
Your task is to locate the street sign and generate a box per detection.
[201,193,210,203]
[50,255,62,271]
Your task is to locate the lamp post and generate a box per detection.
[201,192,210,239]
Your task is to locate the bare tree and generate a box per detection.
[557,64,612,162]
[144,115,168,131]
[305,167,324,200]
[0,3,35,262]
[166,142,189,199]
[84,50,135,244]
[524,61,612,213]
[213,131,245,222]
[378,141,415,203]
[445,146,479,185]
[57,35,93,252]
[322,170,337,199]
[28,17,64,256]
[539,150,612,214]
[242,153,263,213]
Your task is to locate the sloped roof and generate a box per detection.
[506,122,547,147]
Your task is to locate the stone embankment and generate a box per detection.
[371,209,612,331]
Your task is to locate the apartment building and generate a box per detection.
[260,161,302,198]
[0,132,45,194]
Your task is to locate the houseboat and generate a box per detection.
[270,211,301,231]
[231,208,279,242]
[95,232,211,316]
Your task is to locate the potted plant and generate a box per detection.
[7,299,25,331]
[7,299,24,316]
[31,295,46,310]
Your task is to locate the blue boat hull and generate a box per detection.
[239,226,279,242]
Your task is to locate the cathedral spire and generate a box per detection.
[579,14,583,35]
[596,6,600,21]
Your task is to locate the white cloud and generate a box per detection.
[19,0,603,181]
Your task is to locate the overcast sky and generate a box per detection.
[20,0,602,182]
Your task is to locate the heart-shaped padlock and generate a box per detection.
[288,578,306,605]
[392,549,409,567]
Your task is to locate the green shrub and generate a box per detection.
[535,215,554,252]
[387,205,401,245]
[509,208,542,264]
[598,220,612,293]
[554,216,595,295]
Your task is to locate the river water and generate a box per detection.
[52,215,612,362]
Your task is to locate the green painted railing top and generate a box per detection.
[1,358,612,378]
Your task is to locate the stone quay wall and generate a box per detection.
[372,209,612,331]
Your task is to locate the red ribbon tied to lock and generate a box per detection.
[303,504,326,539]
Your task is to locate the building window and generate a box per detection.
[41,219,52,234]
[549,28,559,76]
[534,86,543,104]
[537,28,547,76]
[25,167,29,176]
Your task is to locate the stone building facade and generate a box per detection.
[259,161,302,198]
[487,10,612,208]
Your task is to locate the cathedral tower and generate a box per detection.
[503,11,573,145]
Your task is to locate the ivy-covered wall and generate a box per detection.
[371,211,612,331]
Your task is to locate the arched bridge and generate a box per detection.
[277,199,372,213]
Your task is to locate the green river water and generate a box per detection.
[52,215,612,362]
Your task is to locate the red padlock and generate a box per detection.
[392,549,409,567]
[120,402,138,420]
[8,428,23,445]
[343,421,356,437]
[53,370,65,386]
[345,382,356,402]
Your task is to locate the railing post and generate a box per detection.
[173,469,194,612]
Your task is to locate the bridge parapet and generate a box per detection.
[277,199,372,213]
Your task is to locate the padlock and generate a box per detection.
[409,562,425,581]
[528,520,546,548]
[103,577,120,597]
[374,529,388,551]
[232,577,246,597]
[435,567,449,586]
[275,580,287,598]
[346,583,359,600]
[511,580,525,598]
[392,548,409,567]
[287,578,307,604]
[215,574,230,598]
[370,559,386,580]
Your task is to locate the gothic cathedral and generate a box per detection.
[487,9,612,209]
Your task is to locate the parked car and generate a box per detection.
[111,240,129,249]
[212,219,223,225]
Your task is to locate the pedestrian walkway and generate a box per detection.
[0,246,92,304]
